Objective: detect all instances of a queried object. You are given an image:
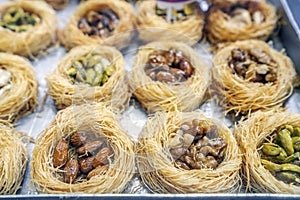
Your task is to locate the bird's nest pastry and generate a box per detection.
[206,0,277,43]
[0,123,28,195]
[137,111,242,193]
[212,40,296,115]
[31,103,135,194]
[45,0,69,10]
[46,45,130,113]
[136,0,205,45]
[0,53,38,122]
[130,41,210,113]
[60,0,136,50]
[236,110,300,193]
[0,0,58,58]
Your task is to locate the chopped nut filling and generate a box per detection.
[145,49,194,84]
[78,8,119,38]
[169,119,226,170]
[0,7,40,32]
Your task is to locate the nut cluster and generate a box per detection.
[0,7,40,32]
[229,48,277,83]
[155,2,195,23]
[67,54,114,87]
[0,68,12,97]
[145,49,194,84]
[78,9,119,38]
[261,126,300,185]
[52,132,114,183]
[169,119,226,170]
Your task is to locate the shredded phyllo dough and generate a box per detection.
[0,123,28,195]
[130,41,210,113]
[212,40,296,115]
[236,110,300,194]
[31,103,135,194]
[0,53,38,123]
[46,45,130,113]
[60,0,136,50]
[137,111,242,193]
[137,0,204,45]
[0,0,57,58]
[206,0,277,43]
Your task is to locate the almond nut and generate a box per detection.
[53,138,69,168]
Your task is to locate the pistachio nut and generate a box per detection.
[277,129,294,156]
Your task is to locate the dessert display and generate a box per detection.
[0,123,28,195]
[0,53,38,123]
[236,111,300,193]
[47,45,130,112]
[130,41,210,113]
[137,0,204,45]
[137,111,241,193]
[31,103,135,193]
[206,0,277,43]
[0,0,58,58]
[60,0,136,50]
[212,40,297,115]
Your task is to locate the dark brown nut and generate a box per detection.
[92,147,113,168]
[87,165,109,180]
[76,140,104,155]
[203,156,219,169]
[79,156,94,174]
[169,68,185,81]
[174,50,183,66]
[175,160,190,170]
[170,148,186,160]
[156,71,176,83]
[64,159,79,184]
[206,125,218,139]
[199,146,218,157]
[53,138,69,168]
[70,132,88,147]
[179,59,194,78]
[164,49,175,65]
[231,48,248,62]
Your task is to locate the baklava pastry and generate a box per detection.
[31,103,135,194]
[46,45,130,112]
[45,0,69,10]
[0,0,58,58]
[0,53,38,122]
[60,0,136,50]
[236,110,300,193]
[206,0,277,43]
[212,40,296,115]
[130,41,210,113]
[137,111,242,193]
[137,0,205,45]
[0,123,28,195]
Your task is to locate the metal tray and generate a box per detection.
[1,0,300,199]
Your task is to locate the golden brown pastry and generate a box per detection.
[206,0,277,43]
[46,45,130,112]
[212,40,296,115]
[60,0,136,50]
[137,111,242,193]
[0,0,58,58]
[0,123,28,194]
[0,53,38,123]
[236,110,300,193]
[130,41,210,113]
[137,0,204,45]
[45,0,69,10]
[31,103,135,194]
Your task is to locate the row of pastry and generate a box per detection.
[0,0,278,58]
[2,104,300,194]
